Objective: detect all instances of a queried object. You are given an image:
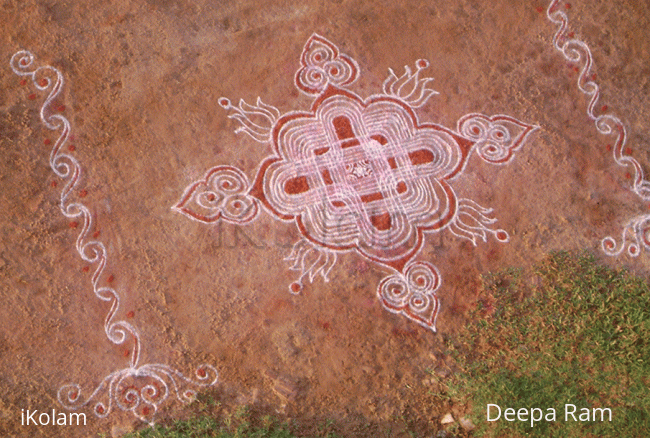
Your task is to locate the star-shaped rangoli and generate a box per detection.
[174,34,536,332]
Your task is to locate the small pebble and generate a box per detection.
[440,412,455,425]
[459,416,475,431]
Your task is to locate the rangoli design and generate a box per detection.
[11,0,649,426]
[543,1,650,257]
[10,52,218,425]
[174,34,537,332]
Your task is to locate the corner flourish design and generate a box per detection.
[11,50,218,426]
[545,1,650,257]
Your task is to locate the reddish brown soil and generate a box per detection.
[1,0,650,437]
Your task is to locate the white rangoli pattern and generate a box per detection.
[544,1,650,257]
[174,34,537,331]
[10,51,218,426]
[10,0,649,426]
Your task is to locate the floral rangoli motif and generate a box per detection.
[9,1,649,427]
[175,34,537,332]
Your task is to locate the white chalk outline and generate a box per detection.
[544,1,650,256]
[175,33,537,332]
[10,51,218,426]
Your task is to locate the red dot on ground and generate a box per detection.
[536,6,544,13]
[70,392,78,399]
[496,231,508,241]
[568,31,575,38]
[625,172,632,179]
[28,93,36,100]
[39,79,48,87]
[290,282,302,293]
[625,148,633,155]
[606,144,612,151]
[79,189,88,197]
[601,105,608,112]
[565,2,571,9]
[417,59,428,68]
[20,79,27,86]
[44,138,51,145]
[82,266,90,273]
[108,274,115,283]
[93,231,101,238]
[218,98,229,106]
[96,406,104,414]
[198,368,206,377]
[573,66,579,73]
[69,221,78,228]
[591,73,597,80]
[68,144,76,152]
[20,59,27,66]
[58,105,66,112]
[123,349,130,357]
[50,181,58,187]
[126,310,135,318]
[142,407,150,416]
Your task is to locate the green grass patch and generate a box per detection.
[123,405,297,438]
[121,251,649,437]
[447,251,650,437]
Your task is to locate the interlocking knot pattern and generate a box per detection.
[175,33,537,332]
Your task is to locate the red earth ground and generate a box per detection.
[1,0,650,436]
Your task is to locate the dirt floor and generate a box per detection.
[2,0,650,436]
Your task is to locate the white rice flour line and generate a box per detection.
[545,0,650,256]
[173,34,537,332]
[10,51,218,426]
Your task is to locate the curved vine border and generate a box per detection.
[10,0,649,425]
[10,51,218,426]
[545,0,650,256]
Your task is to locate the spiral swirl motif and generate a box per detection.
[213,168,248,193]
[58,364,218,425]
[14,50,219,425]
[295,34,359,95]
[458,116,489,142]
[196,190,223,209]
[377,262,441,332]
[324,59,355,84]
[406,262,440,293]
[378,275,410,309]
[545,0,650,257]
[298,67,328,93]
[458,114,535,165]
[174,165,259,224]
[223,194,257,222]
[408,292,431,313]
[546,0,650,202]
